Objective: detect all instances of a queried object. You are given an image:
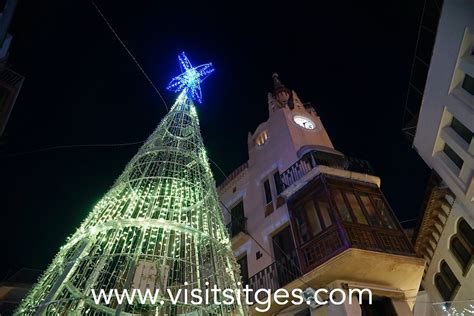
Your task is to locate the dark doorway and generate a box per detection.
[294,308,310,316]
[272,225,300,286]
[230,201,246,237]
[237,254,249,286]
[361,296,397,316]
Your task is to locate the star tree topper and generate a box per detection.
[166,52,215,104]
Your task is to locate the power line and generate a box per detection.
[0,141,144,158]
[219,200,311,287]
[91,0,168,112]
[2,2,169,158]
[399,218,418,224]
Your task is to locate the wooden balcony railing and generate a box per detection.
[345,223,414,255]
[298,223,416,273]
[299,225,346,271]
[246,222,417,295]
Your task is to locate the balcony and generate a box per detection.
[226,218,249,249]
[247,223,415,298]
[299,223,415,273]
[248,251,301,300]
[226,217,247,238]
[247,152,424,314]
[280,151,374,191]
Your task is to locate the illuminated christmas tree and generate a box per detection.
[17,53,246,315]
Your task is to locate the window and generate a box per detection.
[460,219,474,246]
[304,200,322,236]
[450,219,474,271]
[237,255,249,285]
[462,73,474,95]
[294,206,310,243]
[231,201,244,215]
[371,197,395,229]
[263,179,272,204]
[255,130,268,146]
[360,194,381,227]
[294,198,334,243]
[273,171,284,195]
[318,201,333,228]
[272,225,299,286]
[346,192,368,225]
[451,237,470,268]
[435,261,459,301]
[332,189,352,222]
[230,201,246,237]
[331,188,396,229]
[443,143,464,170]
[451,117,473,144]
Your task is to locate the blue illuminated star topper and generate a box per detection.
[166,52,215,104]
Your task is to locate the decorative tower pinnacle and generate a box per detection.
[272,73,285,90]
[271,73,291,106]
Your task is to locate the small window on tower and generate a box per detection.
[263,179,272,204]
[255,131,268,146]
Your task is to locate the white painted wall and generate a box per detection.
[413,2,474,312]
[423,201,474,305]
[413,0,474,210]
[414,0,474,315]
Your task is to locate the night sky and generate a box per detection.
[0,1,431,277]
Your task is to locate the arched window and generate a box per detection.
[434,260,459,301]
[450,218,473,271]
[255,131,268,146]
[459,219,474,247]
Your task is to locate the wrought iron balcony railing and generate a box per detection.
[280,151,374,190]
[226,217,247,238]
[248,251,301,300]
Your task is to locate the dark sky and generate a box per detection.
[0,0,431,276]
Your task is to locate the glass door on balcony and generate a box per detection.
[272,225,300,287]
[230,201,245,237]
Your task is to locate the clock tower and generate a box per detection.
[248,73,336,174]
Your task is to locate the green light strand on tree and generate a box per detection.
[17,85,246,315]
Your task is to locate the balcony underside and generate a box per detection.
[250,248,425,315]
[230,231,248,249]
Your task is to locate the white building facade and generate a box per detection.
[412,0,474,315]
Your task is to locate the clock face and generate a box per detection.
[293,115,316,130]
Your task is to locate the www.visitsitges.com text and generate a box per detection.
[91,282,372,313]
